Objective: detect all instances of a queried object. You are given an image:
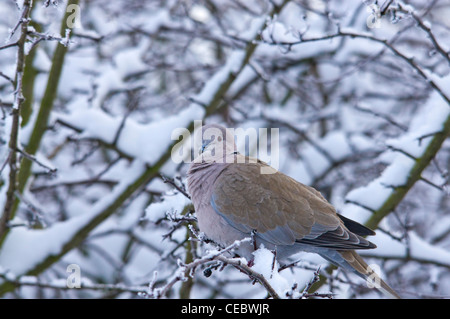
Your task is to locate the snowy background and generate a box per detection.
[0,0,449,299]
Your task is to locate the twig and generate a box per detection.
[215,254,281,299]
[263,116,335,163]
[149,235,283,299]
[0,151,11,175]
[260,29,450,106]
[112,92,140,146]
[160,211,197,243]
[30,179,118,192]
[0,42,18,51]
[0,71,14,85]
[70,140,100,166]
[0,0,32,248]
[15,147,57,175]
[0,271,153,295]
[300,267,322,296]
[284,267,334,299]
[161,175,191,199]
[386,146,417,161]
[419,176,446,191]
[13,191,46,227]
[354,104,408,131]
[380,0,394,16]
[12,0,81,227]
[27,31,72,47]
[345,199,376,213]
[396,4,450,64]
[5,9,29,43]
[151,238,250,298]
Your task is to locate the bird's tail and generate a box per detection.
[338,250,401,299]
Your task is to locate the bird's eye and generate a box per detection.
[217,136,222,142]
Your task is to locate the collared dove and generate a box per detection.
[187,124,400,299]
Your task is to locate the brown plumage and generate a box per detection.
[187,124,400,298]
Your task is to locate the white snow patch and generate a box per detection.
[144,191,191,223]
[252,247,290,297]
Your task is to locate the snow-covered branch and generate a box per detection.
[1,0,449,299]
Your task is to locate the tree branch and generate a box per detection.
[10,0,80,225]
[0,0,32,248]
[0,1,291,296]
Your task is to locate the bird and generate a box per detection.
[187,123,400,299]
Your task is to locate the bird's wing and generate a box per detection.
[210,161,375,249]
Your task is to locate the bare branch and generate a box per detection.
[15,147,57,175]
[0,0,33,247]
[260,29,450,106]
[161,175,191,199]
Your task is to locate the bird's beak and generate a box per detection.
[200,139,212,154]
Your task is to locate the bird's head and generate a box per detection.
[193,124,237,163]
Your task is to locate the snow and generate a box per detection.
[59,101,122,144]
[193,50,247,106]
[1,0,450,300]
[377,154,414,187]
[345,179,394,211]
[261,21,300,43]
[293,130,377,179]
[189,5,211,24]
[0,213,91,275]
[33,49,52,72]
[386,91,450,157]
[55,102,205,166]
[363,231,450,268]
[345,90,450,211]
[144,191,191,223]
[251,247,290,296]
[0,159,147,276]
[113,42,150,79]
[144,10,172,34]
[116,105,204,165]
